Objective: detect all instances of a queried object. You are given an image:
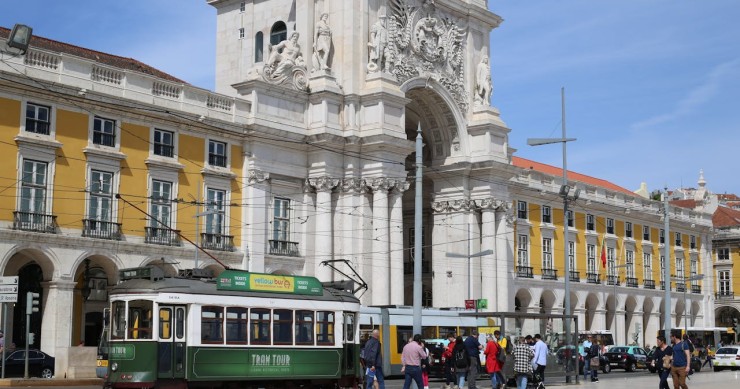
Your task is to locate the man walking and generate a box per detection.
[581,335,592,382]
[532,334,548,383]
[513,336,534,389]
[364,329,385,389]
[670,330,690,389]
[401,334,427,389]
[464,330,483,389]
[654,335,673,389]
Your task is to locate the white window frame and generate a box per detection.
[150,179,173,229]
[541,205,551,224]
[91,115,118,148]
[152,128,176,158]
[718,270,731,295]
[273,197,291,243]
[566,210,574,228]
[542,237,553,270]
[207,139,228,168]
[517,201,528,219]
[643,225,650,241]
[586,214,595,231]
[625,222,633,239]
[690,235,696,250]
[18,159,49,215]
[718,248,730,261]
[587,244,596,274]
[659,229,665,244]
[675,232,682,246]
[205,187,227,236]
[675,255,685,278]
[606,218,615,234]
[643,253,652,281]
[23,101,53,136]
[607,247,616,277]
[626,250,635,278]
[568,241,575,272]
[87,170,114,222]
[517,234,529,267]
[659,255,665,282]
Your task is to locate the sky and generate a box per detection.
[2,0,739,195]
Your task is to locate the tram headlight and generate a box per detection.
[111,362,118,372]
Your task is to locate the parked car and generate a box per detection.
[604,345,649,372]
[425,339,448,378]
[713,346,740,372]
[1,349,55,378]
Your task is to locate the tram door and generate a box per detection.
[158,305,187,379]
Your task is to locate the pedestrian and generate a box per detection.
[453,336,470,389]
[532,333,548,383]
[364,329,385,389]
[670,330,690,389]
[420,339,430,389]
[702,346,714,368]
[587,339,601,382]
[441,333,457,389]
[401,334,426,389]
[581,335,593,382]
[484,335,503,389]
[463,330,483,389]
[653,335,673,389]
[513,336,534,389]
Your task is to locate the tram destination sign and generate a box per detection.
[0,276,19,302]
[217,270,323,296]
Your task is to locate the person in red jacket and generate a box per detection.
[484,335,504,389]
[441,333,456,389]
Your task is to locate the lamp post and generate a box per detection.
[527,87,577,355]
[671,274,704,334]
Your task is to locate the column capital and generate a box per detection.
[369,177,397,193]
[247,169,270,184]
[340,178,368,193]
[308,176,339,192]
[390,180,410,195]
[431,199,477,213]
[477,197,505,210]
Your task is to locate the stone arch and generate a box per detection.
[675,299,685,327]
[715,305,740,328]
[563,291,578,316]
[514,288,533,311]
[540,289,557,315]
[72,253,122,347]
[584,293,600,331]
[690,300,702,327]
[2,244,58,281]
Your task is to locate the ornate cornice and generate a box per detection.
[308,176,339,192]
[341,178,368,193]
[370,177,397,193]
[247,169,270,185]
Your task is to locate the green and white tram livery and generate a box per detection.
[104,267,361,389]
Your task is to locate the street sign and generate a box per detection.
[0,277,18,303]
[465,299,475,309]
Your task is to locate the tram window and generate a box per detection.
[344,313,356,342]
[422,326,436,339]
[226,307,248,344]
[273,309,293,345]
[201,306,224,343]
[295,310,314,345]
[440,327,457,337]
[128,300,153,339]
[396,326,413,353]
[159,308,172,339]
[316,311,335,345]
[111,301,126,340]
[175,308,185,339]
[250,308,270,345]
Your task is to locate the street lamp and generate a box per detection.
[671,274,704,334]
[446,249,493,301]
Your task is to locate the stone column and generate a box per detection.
[389,181,409,305]
[302,180,317,275]
[308,176,338,281]
[495,205,513,312]
[40,280,76,357]
[479,199,498,312]
[246,170,270,272]
[370,178,392,305]
[340,178,367,278]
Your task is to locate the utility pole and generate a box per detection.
[413,123,423,336]
[663,187,671,340]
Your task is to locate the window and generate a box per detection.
[643,225,650,241]
[517,234,529,267]
[625,222,633,239]
[586,214,595,231]
[93,116,115,147]
[112,301,126,340]
[226,307,248,344]
[159,308,172,339]
[690,258,698,284]
[719,270,731,295]
[205,188,225,235]
[643,253,652,281]
[542,238,553,269]
[150,180,172,228]
[541,205,551,224]
[19,159,47,215]
[568,241,575,271]
[295,310,314,345]
[128,300,153,340]
[607,247,615,277]
[675,255,685,278]
[255,32,264,62]
[270,21,287,45]
[718,248,730,261]
[201,306,224,343]
[272,309,293,345]
[89,170,113,222]
[675,232,682,246]
[250,308,270,344]
[153,129,174,157]
[626,250,635,278]
[240,2,245,12]
[606,218,614,234]
[517,201,527,219]
[659,255,665,282]
[566,210,574,228]
[690,235,696,249]
[316,311,335,345]
[238,28,245,39]
[659,229,665,244]
[273,198,290,243]
[208,140,227,167]
[25,103,50,135]
[587,244,596,274]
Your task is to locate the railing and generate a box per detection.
[93,131,115,147]
[675,283,686,292]
[606,275,620,286]
[82,219,122,240]
[542,268,558,280]
[517,266,533,278]
[569,271,580,282]
[587,273,601,284]
[626,277,638,288]
[268,240,300,257]
[691,285,701,294]
[644,279,655,289]
[403,261,431,274]
[25,119,50,135]
[715,291,734,300]
[660,281,669,291]
[12,211,57,233]
[201,233,235,251]
[154,143,174,157]
[209,153,227,167]
[145,226,182,246]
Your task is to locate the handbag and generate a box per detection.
[590,356,600,368]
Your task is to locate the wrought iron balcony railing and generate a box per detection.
[201,233,235,252]
[268,240,300,257]
[691,285,701,294]
[587,273,601,284]
[715,291,734,300]
[82,219,122,240]
[606,275,620,286]
[13,211,58,233]
[675,283,686,292]
[569,271,580,282]
[644,279,655,289]
[626,277,638,288]
[145,226,182,246]
[660,281,669,291]
[517,266,533,278]
[542,268,558,280]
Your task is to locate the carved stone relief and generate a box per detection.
[247,169,270,184]
[431,197,507,213]
[312,13,333,73]
[308,176,340,192]
[474,55,492,106]
[263,32,308,90]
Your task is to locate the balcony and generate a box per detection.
[145,226,182,246]
[587,273,601,284]
[715,291,734,300]
[691,285,701,294]
[606,275,620,286]
[569,271,580,282]
[208,153,227,167]
[93,131,115,147]
[201,233,235,251]
[517,266,533,278]
[542,268,558,280]
[626,277,638,288]
[644,279,655,289]
[82,219,122,240]
[268,240,300,257]
[675,283,686,292]
[660,281,669,291]
[403,261,431,274]
[13,211,57,233]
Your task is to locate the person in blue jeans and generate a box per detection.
[364,329,385,389]
[654,335,673,389]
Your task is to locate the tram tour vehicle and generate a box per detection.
[102,266,361,389]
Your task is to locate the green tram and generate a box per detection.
[104,267,361,389]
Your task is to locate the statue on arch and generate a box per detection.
[367,14,387,73]
[312,13,332,72]
[474,55,492,106]
[265,31,305,80]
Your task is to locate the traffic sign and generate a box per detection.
[0,276,19,302]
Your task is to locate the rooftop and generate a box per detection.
[512,156,635,196]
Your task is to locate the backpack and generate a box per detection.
[454,348,468,369]
[496,342,506,364]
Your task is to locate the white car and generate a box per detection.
[713,346,740,371]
